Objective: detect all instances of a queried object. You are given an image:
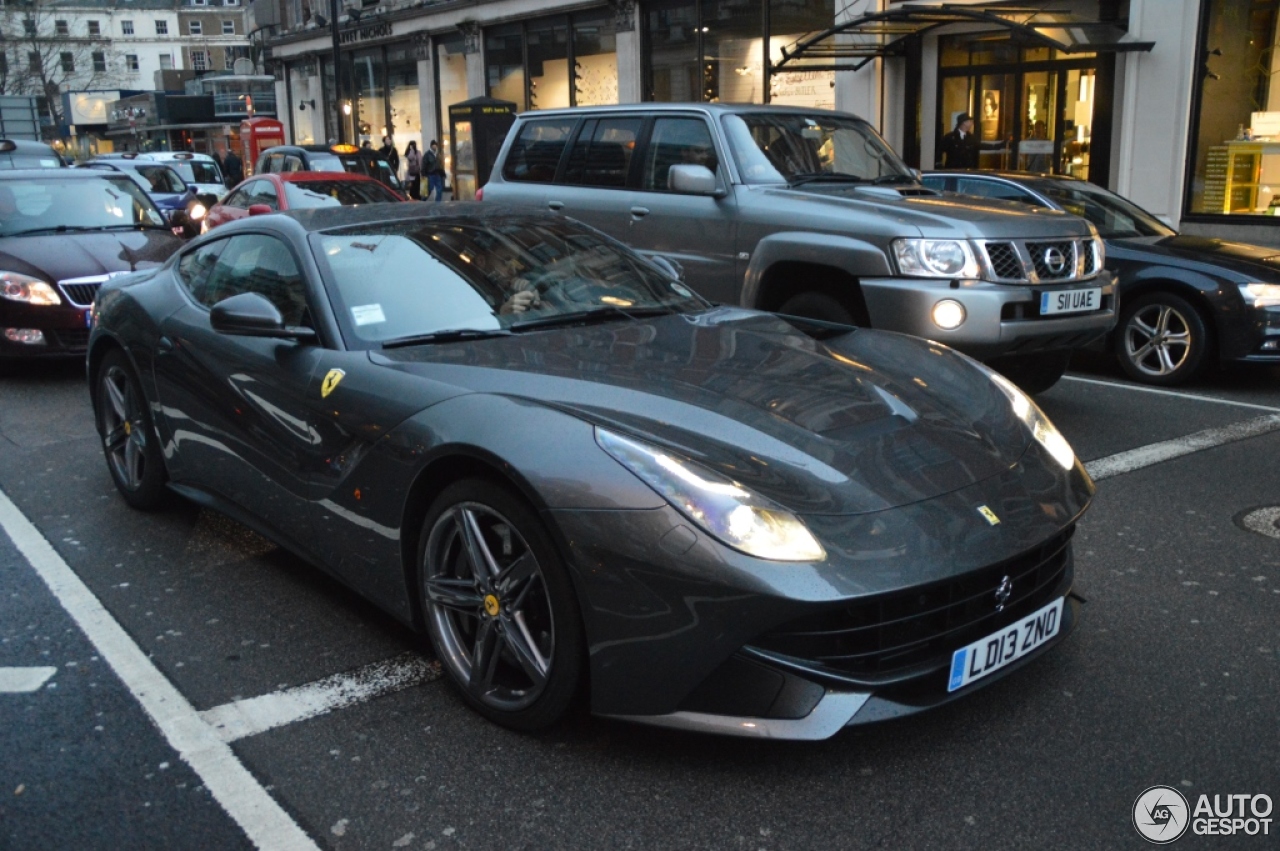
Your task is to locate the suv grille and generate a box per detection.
[1027,240,1077,280]
[750,528,1073,682]
[979,239,1096,284]
[984,242,1023,279]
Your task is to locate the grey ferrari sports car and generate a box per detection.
[88,204,1093,739]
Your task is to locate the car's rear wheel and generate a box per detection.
[419,479,583,731]
[776,292,856,325]
[96,348,168,510]
[989,351,1071,395]
[1115,292,1212,385]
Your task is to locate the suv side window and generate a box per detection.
[502,118,576,183]
[642,117,719,191]
[562,117,642,188]
[188,234,308,325]
[956,178,1039,205]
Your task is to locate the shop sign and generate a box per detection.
[339,21,392,44]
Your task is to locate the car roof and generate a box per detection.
[925,169,1086,183]
[83,159,179,173]
[0,168,137,181]
[0,139,59,153]
[512,102,871,121]
[273,170,383,183]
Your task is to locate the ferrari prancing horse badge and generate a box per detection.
[321,368,346,399]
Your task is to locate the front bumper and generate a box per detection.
[859,272,1117,361]
[0,301,93,359]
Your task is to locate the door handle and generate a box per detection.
[630,206,650,218]
[547,200,564,211]
[157,336,174,353]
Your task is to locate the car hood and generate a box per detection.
[1111,234,1280,279]
[756,184,1090,240]
[0,230,182,281]
[374,310,1031,515]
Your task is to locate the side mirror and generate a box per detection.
[668,164,721,196]
[648,255,684,281]
[210,292,315,340]
[248,204,273,216]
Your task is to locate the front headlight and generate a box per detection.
[1240,283,1280,308]
[982,368,1076,471]
[188,202,208,221]
[0,272,61,306]
[892,239,981,279]
[595,428,826,562]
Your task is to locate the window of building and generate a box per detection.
[189,20,203,35]
[225,45,250,70]
[23,19,36,36]
[27,52,40,73]
[126,54,139,72]
[225,0,240,6]
[222,19,234,34]
[60,53,74,73]
[156,20,169,35]
[191,49,208,71]
[0,55,8,76]
[160,53,174,70]
[1187,0,1280,217]
[485,12,618,112]
[55,20,68,35]
[88,20,100,36]
[121,20,134,35]
[93,52,106,73]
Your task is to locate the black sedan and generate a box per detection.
[88,204,1092,738]
[923,171,1280,385]
[0,169,184,361]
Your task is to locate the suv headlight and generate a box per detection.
[1240,283,1280,308]
[0,272,61,306]
[595,428,826,562]
[892,239,981,279]
[982,367,1076,471]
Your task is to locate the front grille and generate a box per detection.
[750,528,1073,682]
[1027,240,1077,281]
[984,242,1023,279]
[59,282,101,307]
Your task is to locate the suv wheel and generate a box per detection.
[1115,292,1211,386]
[777,292,855,325]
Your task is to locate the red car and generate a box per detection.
[202,171,405,232]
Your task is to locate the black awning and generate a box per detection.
[773,3,1155,74]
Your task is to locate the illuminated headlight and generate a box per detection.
[983,368,1076,471]
[1240,283,1280,308]
[932,299,966,330]
[595,428,826,562]
[0,272,61,306]
[188,202,208,220]
[892,239,980,279]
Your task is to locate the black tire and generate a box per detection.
[1114,291,1212,386]
[989,351,1071,395]
[95,348,169,510]
[776,292,856,326]
[418,478,584,731]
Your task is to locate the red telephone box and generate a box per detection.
[240,117,285,177]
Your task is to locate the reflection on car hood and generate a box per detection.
[0,230,182,282]
[376,310,1030,515]
[1111,234,1280,279]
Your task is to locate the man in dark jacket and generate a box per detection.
[215,143,243,188]
[938,113,981,169]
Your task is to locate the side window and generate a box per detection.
[920,175,951,192]
[177,239,228,296]
[283,155,304,172]
[956,178,1035,204]
[222,185,251,208]
[251,180,279,210]
[501,118,576,183]
[562,118,642,188]
[641,118,719,192]
[192,234,308,326]
[266,153,285,174]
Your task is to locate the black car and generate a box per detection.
[0,169,183,360]
[923,171,1280,385]
[255,144,404,194]
[0,139,65,169]
[88,204,1091,738]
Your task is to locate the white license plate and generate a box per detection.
[1040,288,1100,315]
[947,597,1064,692]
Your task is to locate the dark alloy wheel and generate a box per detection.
[419,479,583,730]
[96,349,169,510]
[1115,292,1212,386]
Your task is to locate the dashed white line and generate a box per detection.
[0,666,57,693]
[0,488,320,851]
[1063,375,1280,413]
[201,653,440,743]
[1084,414,1280,481]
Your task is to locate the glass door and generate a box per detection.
[977,74,1016,170]
[1062,68,1096,180]
[1019,70,1057,173]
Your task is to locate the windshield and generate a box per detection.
[134,164,187,194]
[722,112,914,185]
[0,153,62,169]
[308,154,345,171]
[317,218,705,346]
[0,175,166,236]
[1030,180,1174,238]
[168,160,222,184]
[285,179,403,208]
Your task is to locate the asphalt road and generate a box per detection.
[2,356,1278,851]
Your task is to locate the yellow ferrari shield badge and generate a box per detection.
[321,368,346,399]
[977,505,1000,526]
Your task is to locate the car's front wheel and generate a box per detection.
[96,348,169,510]
[1115,292,1212,385]
[419,479,584,731]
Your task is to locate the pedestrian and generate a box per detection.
[424,139,445,203]
[216,143,243,188]
[379,136,400,176]
[938,113,981,169]
[361,140,373,151]
[404,140,422,201]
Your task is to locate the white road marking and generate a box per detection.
[1063,375,1280,413]
[200,653,440,743]
[0,488,319,851]
[1085,415,1280,481]
[1240,507,1280,540]
[0,666,57,693]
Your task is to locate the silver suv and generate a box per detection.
[481,104,1116,392]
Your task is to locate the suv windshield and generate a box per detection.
[1030,180,1174,239]
[722,112,914,185]
[284,179,402,208]
[0,175,166,236]
[317,218,705,345]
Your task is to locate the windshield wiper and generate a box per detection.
[381,327,513,349]
[7,223,167,236]
[787,171,870,187]
[511,305,677,332]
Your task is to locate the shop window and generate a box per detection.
[387,44,422,158]
[646,0,698,102]
[353,48,386,145]
[486,24,526,110]
[1187,0,1280,216]
[768,0,835,108]
[572,11,617,106]
[526,16,570,111]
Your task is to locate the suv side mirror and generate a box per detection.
[210,292,316,340]
[248,204,273,216]
[668,164,721,196]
